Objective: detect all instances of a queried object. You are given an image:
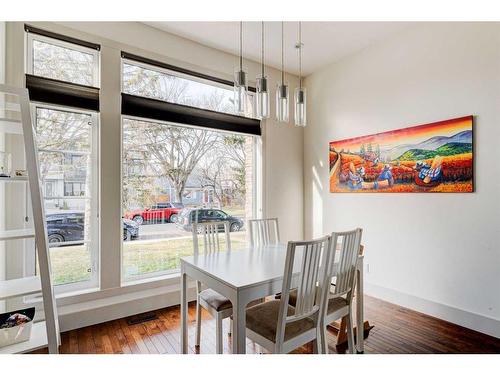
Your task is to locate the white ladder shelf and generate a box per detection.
[0,84,60,354]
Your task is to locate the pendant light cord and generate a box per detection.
[299,21,302,88]
[239,21,243,70]
[261,21,265,77]
[281,22,285,85]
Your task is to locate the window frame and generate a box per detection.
[120,115,262,282]
[26,32,101,88]
[25,103,100,295]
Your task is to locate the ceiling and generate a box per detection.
[144,22,415,76]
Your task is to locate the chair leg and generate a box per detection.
[313,328,322,354]
[319,322,328,354]
[346,309,355,354]
[195,297,202,347]
[312,340,319,354]
[216,315,223,354]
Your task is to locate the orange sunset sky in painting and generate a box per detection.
[330,116,473,152]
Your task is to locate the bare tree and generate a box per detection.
[33,40,95,85]
[196,134,247,208]
[122,68,249,207]
[36,108,91,181]
[197,153,226,207]
[122,152,158,210]
[222,135,246,197]
[122,63,188,102]
[124,117,221,203]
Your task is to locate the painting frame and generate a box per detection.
[329,116,474,193]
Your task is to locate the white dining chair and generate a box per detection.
[248,218,281,303]
[192,221,232,354]
[319,228,363,354]
[248,218,280,247]
[244,235,332,353]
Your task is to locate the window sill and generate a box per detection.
[121,271,181,288]
[54,272,183,308]
[22,272,183,308]
[56,286,101,300]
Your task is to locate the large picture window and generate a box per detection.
[122,118,258,280]
[120,56,261,281]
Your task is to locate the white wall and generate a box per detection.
[304,22,500,337]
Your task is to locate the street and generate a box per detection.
[135,222,246,241]
[136,222,189,240]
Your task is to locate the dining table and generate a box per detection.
[180,243,365,354]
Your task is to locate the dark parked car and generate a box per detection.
[176,208,244,232]
[46,211,139,245]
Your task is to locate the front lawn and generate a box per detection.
[49,231,248,285]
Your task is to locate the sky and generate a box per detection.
[330,116,472,153]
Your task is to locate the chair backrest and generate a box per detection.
[329,228,363,299]
[192,221,231,255]
[248,218,280,247]
[275,235,332,345]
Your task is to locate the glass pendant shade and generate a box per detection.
[256,75,270,119]
[276,83,289,123]
[234,68,248,115]
[294,87,306,127]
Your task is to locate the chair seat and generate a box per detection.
[199,289,232,312]
[327,296,347,314]
[246,300,315,343]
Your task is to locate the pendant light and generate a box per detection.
[256,22,270,119]
[276,22,289,123]
[234,21,248,115]
[294,22,306,127]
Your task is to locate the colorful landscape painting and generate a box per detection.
[329,116,473,193]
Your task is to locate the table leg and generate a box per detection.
[231,296,247,354]
[336,317,348,345]
[356,258,364,353]
[180,270,188,354]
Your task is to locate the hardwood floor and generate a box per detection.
[33,295,500,354]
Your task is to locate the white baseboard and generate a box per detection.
[365,282,500,339]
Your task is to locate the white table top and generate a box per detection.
[180,244,303,290]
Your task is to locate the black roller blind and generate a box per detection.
[25,24,100,51]
[26,74,100,111]
[122,93,261,136]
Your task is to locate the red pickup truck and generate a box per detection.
[123,203,182,225]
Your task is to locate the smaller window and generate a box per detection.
[64,182,85,197]
[154,203,172,209]
[47,217,64,224]
[67,215,84,225]
[122,60,255,119]
[214,210,227,219]
[27,34,100,87]
[190,211,198,221]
